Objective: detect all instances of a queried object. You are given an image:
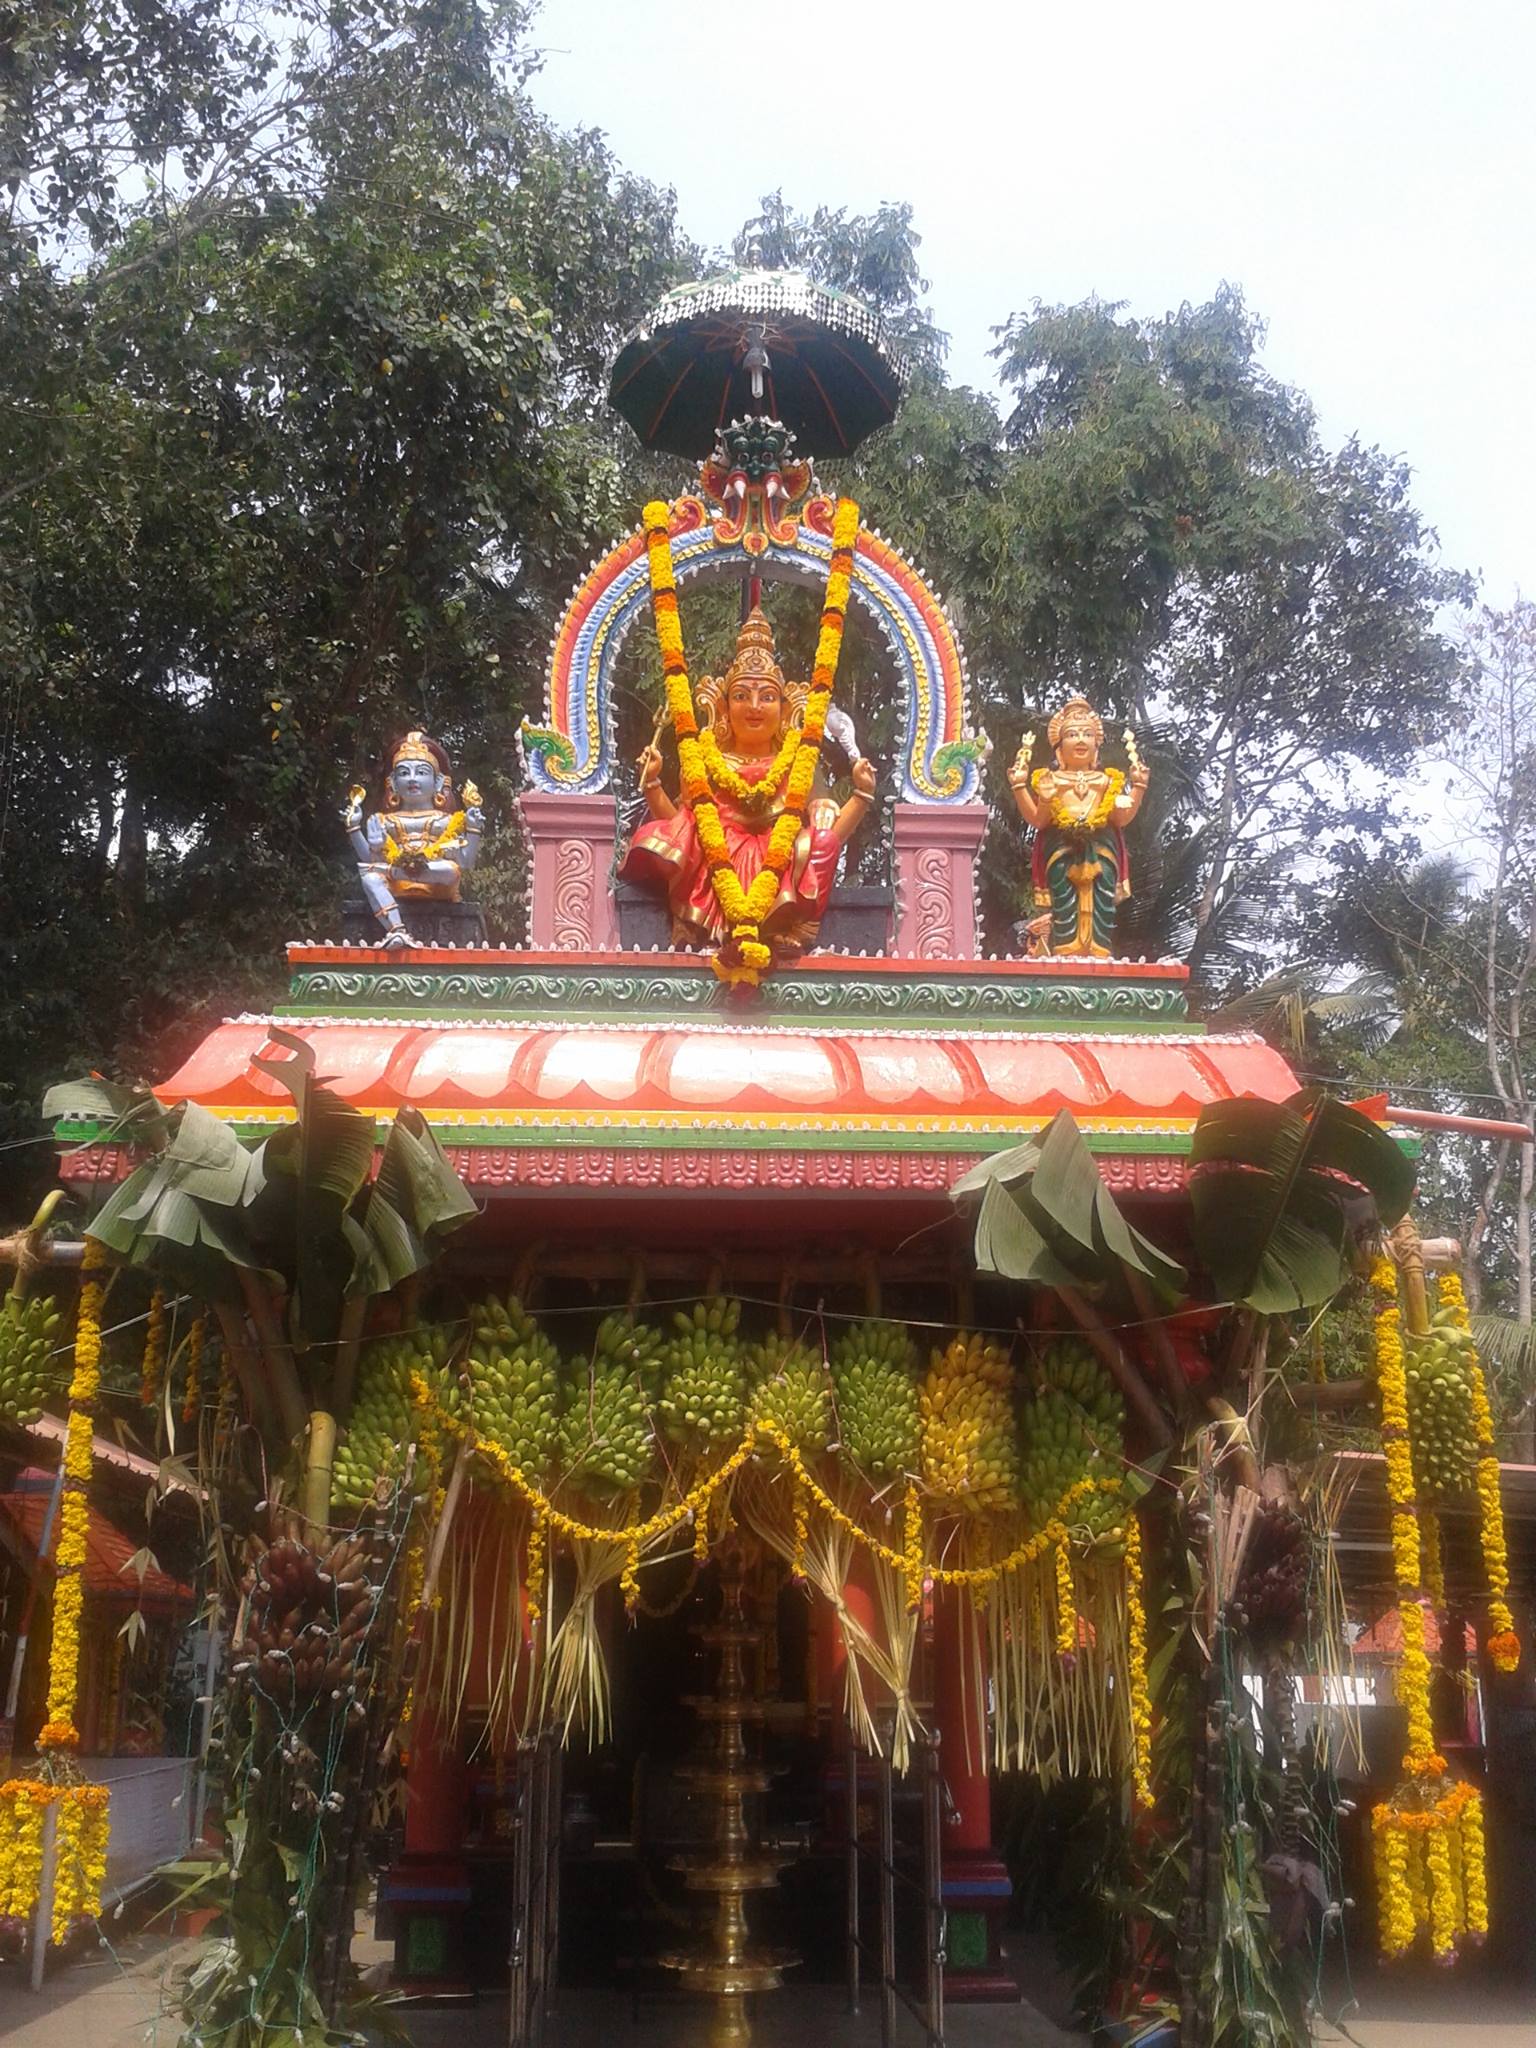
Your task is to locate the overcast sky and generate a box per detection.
[529,0,1532,609]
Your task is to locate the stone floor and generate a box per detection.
[2,1929,1533,2046]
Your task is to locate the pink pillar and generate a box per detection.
[891,803,988,960]
[931,1584,1018,2001]
[518,790,621,952]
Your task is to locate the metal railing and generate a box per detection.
[508,1730,562,2048]
[844,1724,946,2047]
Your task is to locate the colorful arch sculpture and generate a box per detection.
[520,497,985,805]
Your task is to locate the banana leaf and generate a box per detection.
[355,1108,478,1291]
[246,1029,377,1344]
[86,1105,271,1301]
[42,1072,170,1150]
[953,1109,1187,1294]
[1189,1091,1415,1312]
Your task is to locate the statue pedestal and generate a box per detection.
[891,804,988,960]
[519,792,620,952]
[340,898,487,948]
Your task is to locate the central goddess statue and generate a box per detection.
[621,605,877,957]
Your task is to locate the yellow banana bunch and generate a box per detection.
[920,1332,1018,1513]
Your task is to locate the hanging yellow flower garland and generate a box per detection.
[404,1372,1150,1796]
[1437,1272,1520,1673]
[1368,1252,1488,1961]
[139,1287,167,1409]
[0,1247,112,1942]
[1122,1509,1155,1810]
[42,1243,106,1753]
[641,496,859,985]
[181,1310,205,1428]
[697,725,803,809]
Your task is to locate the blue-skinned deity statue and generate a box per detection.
[343,731,484,949]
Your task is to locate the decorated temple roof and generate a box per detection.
[57,948,1305,1207]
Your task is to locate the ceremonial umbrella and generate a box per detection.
[609,268,908,462]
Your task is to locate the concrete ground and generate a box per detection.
[2,1928,1533,2046]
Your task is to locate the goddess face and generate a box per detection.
[389,757,441,809]
[1054,716,1100,771]
[725,677,786,753]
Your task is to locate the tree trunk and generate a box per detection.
[114,759,147,915]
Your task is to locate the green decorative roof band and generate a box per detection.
[281,964,1192,1031]
[53,1116,1199,1159]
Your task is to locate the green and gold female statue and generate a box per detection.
[1007,696,1149,959]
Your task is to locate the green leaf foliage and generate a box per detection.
[955,1109,1187,1295]
[1189,1093,1415,1311]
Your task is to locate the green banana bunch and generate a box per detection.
[0,1294,60,1426]
[1403,1305,1481,1503]
[658,1297,744,1449]
[920,1332,1019,1514]
[830,1320,919,1480]
[334,1322,459,1507]
[747,1333,832,1453]
[1018,1337,1125,1540]
[559,1314,662,1497]
[463,1292,561,1480]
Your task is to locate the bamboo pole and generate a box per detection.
[237,1271,308,1443]
[1124,1267,1195,1424]
[330,1293,368,1423]
[212,1299,277,1439]
[302,1411,337,1533]
[1055,1284,1171,1446]
[3,1192,65,1304]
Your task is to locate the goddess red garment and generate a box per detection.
[620,753,843,952]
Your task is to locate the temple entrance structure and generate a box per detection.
[21,263,1529,2048]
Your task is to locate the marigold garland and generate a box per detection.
[1370,1251,1489,1962]
[0,1780,55,1920]
[641,496,860,985]
[383,811,467,866]
[525,1511,546,1629]
[1032,764,1126,833]
[1438,1272,1520,1673]
[698,726,803,809]
[0,1258,113,1939]
[1122,1509,1154,1809]
[1053,1539,1077,1660]
[139,1287,167,1409]
[181,1310,205,1427]
[43,1244,106,1753]
[51,1784,109,1944]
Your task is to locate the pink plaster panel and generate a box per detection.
[518,792,620,952]
[891,803,988,960]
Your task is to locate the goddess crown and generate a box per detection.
[390,730,450,774]
[724,605,785,688]
[1048,696,1103,750]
